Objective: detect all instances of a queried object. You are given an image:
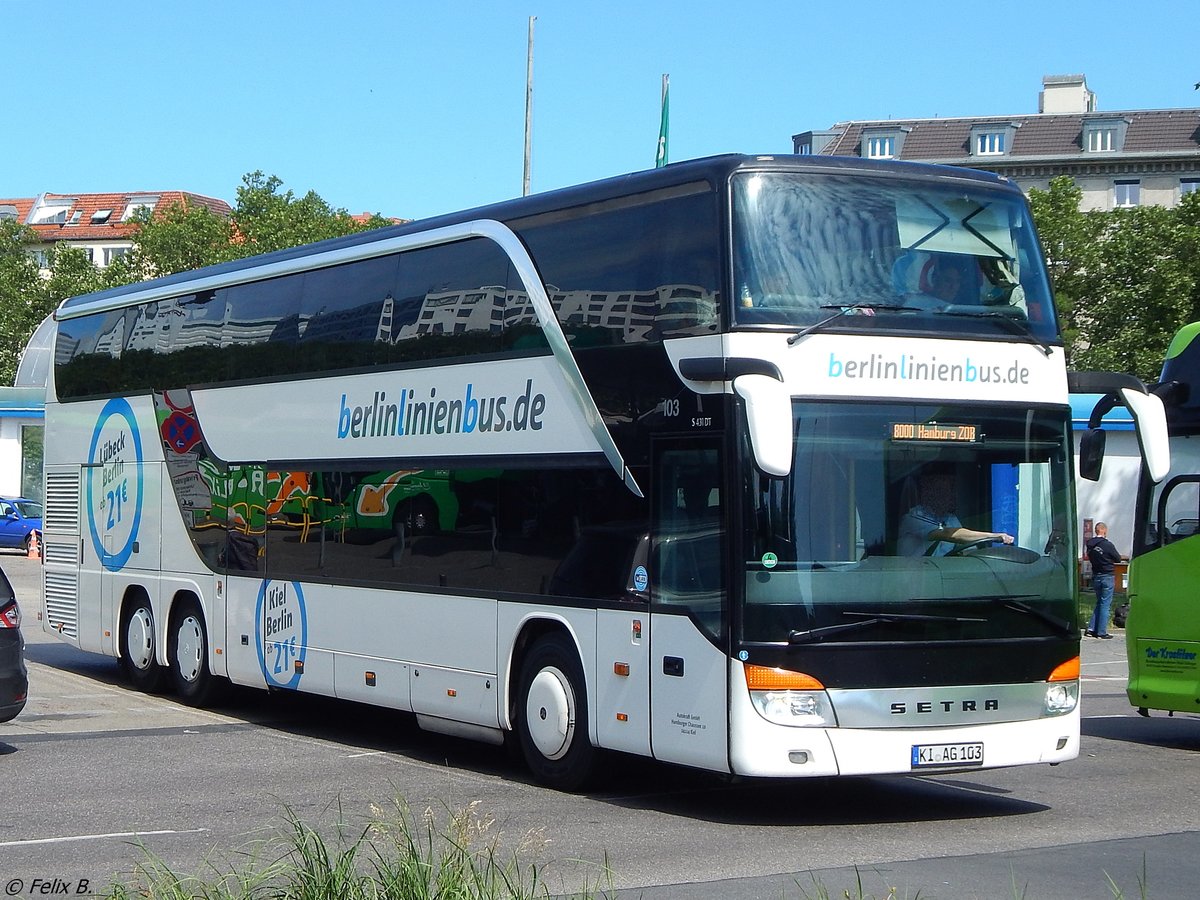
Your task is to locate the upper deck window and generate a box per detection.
[731,171,1058,343]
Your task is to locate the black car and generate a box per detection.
[0,567,27,723]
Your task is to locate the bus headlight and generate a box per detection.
[1044,681,1079,716]
[1044,656,1080,716]
[750,689,837,727]
[744,664,837,727]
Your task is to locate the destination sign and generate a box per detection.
[890,422,980,443]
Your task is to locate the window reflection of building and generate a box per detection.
[398,283,717,342]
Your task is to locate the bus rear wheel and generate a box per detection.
[168,599,221,707]
[120,597,163,693]
[516,633,597,791]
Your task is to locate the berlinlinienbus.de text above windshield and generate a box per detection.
[826,351,1031,386]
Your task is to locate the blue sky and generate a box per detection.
[7,0,1197,222]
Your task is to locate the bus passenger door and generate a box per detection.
[649,440,731,773]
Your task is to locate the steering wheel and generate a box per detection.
[945,538,999,557]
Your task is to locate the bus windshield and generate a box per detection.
[741,402,1075,645]
[732,172,1058,343]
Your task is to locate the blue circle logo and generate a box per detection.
[633,565,649,593]
[255,580,307,689]
[86,398,144,571]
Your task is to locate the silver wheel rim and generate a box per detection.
[126,607,155,671]
[175,615,204,683]
[525,666,575,760]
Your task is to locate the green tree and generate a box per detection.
[1027,177,1104,363]
[1029,176,1200,381]
[111,198,236,283]
[113,171,392,282]
[42,244,105,307]
[229,171,390,257]
[1074,204,1195,379]
[0,220,54,385]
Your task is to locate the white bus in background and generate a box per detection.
[40,154,1164,789]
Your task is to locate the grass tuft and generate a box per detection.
[103,797,613,900]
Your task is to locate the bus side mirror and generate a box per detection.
[733,374,792,477]
[1119,386,1171,483]
[1078,428,1106,482]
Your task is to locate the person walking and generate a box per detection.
[1085,522,1122,639]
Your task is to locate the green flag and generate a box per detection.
[655,76,669,168]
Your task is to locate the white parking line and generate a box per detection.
[0,828,208,849]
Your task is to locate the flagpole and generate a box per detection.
[523,16,535,196]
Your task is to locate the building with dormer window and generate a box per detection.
[0,190,232,272]
[792,74,1200,211]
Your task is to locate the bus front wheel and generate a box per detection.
[168,599,221,707]
[120,596,163,693]
[516,633,597,791]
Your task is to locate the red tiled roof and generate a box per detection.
[351,212,407,226]
[0,191,232,242]
[0,198,35,222]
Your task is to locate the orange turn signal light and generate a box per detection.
[744,664,825,691]
[1048,656,1080,682]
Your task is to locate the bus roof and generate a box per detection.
[57,153,1019,318]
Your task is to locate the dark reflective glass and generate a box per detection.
[514,189,721,345]
[210,465,651,603]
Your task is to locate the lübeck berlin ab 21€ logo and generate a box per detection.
[87,398,144,571]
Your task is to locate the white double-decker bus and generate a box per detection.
[42,155,1126,788]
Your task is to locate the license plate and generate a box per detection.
[911,741,984,768]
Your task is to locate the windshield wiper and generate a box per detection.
[938,308,1054,356]
[787,303,922,345]
[789,611,985,645]
[951,593,1073,637]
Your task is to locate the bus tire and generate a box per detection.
[168,599,221,707]
[516,632,597,791]
[120,595,163,693]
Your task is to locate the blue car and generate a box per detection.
[0,498,41,554]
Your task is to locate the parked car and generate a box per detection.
[0,567,27,723]
[0,498,41,554]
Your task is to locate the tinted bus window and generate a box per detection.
[514,188,721,344]
[391,239,515,361]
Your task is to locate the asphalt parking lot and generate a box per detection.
[3,552,1199,899]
